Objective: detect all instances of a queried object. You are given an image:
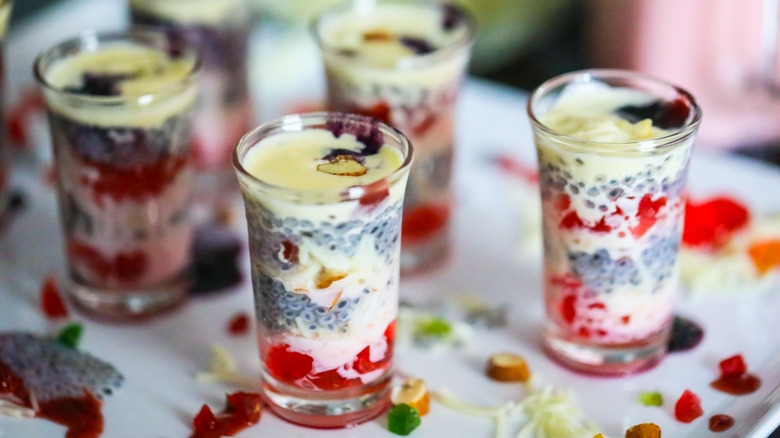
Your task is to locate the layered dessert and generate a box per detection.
[129,0,253,212]
[314,0,474,271]
[35,33,198,315]
[529,73,700,372]
[234,114,411,425]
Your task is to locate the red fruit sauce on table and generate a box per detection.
[710,354,761,395]
[0,362,104,438]
[190,392,262,438]
[709,414,735,432]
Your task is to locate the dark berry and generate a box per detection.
[325,114,384,155]
[321,148,366,164]
[615,97,691,129]
[40,274,68,319]
[67,72,134,96]
[441,4,462,30]
[667,316,704,352]
[399,36,435,55]
[191,225,243,294]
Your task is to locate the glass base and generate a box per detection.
[400,232,450,275]
[66,271,189,321]
[261,369,392,428]
[542,326,670,376]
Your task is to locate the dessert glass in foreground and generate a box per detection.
[128,0,254,221]
[233,113,413,427]
[0,0,13,232]
[527,69,701,375]
[313,0,474,273]
[34,30,199,318]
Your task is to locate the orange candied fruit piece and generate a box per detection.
[748,239,780,275]
[625,423,662,438]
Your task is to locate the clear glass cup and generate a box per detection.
[0,0,13,232]
[128,0,254,222]
[527,69,702,375]
[313,0,475,273]
[34,29,200,319]
[233,112,413,427]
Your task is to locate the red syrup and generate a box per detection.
[710,373,761,395]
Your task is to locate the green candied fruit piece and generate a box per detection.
[637,391,664,407]
[57,323,83,349]
[388,403,421,436]
[416,318,452,338]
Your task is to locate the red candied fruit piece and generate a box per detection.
[718,354,747,377]
[631,194,667,238]
[225,392,262,423]
[352,101,392,125]
[7,89,45,149]
[354,320,396,374]
[683,197,750,248]
[114,251,147,282]
[280,240,299,264]
[559,211,583,230]
[227,312,250,336]
[402,203,449,245]
[41,274,68,319]
[67,240,148,283]
[561,294,577,323]
[192,405,218,434]
[675,389,704,423]
[265,344,313,384]
[309,369,361,390]
[554,193,571,211]
[656,97,691,129]
[359,180,390,209]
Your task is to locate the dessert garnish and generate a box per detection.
[391,378,430,416]
[57,323,83,349]
[64,72,135,96]
[486,353,531,383]
[325,114,384,154]
[195,345,254,388]
[316,154,368,176]
[636,391,663,407]
[708,414,734,432]
[624,422,661,438]
[191,225,243,294]
[674,389,703,423]
[683,197,750,249]
[615,97,690,129]
[387,403,422,436]
[190,391,262,438]
[226,312,249,336]
[40,273,68,319]
[399,37,434,55]
[666,316,704,353]
[710,354,761,395]
[0,332,123,438]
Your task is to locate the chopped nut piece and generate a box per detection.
[315,269,347,289]
[391,378,430,416]
[486,352,531,382]
[317,155,368,176]
[363,30,392,42]
[625,423,661,438]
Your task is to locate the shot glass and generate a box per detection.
[313,0,475,273]
[0,0,13,232]
[128,0,254,220]
[233,113,413,427]
[34,29,200,318]
[527,69,702,375]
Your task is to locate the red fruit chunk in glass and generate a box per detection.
[718,354,747,377]
[560,211,583,230]
[227,313,250,336]
[41,274,68,319]
[265,344,313,384]
[682,197,750,248]
[674,389,703,423]
[631,194,666,238]
[309,369,361,390]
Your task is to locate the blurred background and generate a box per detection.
[12,0,780,169]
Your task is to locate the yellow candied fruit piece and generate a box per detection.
[485,352,531,382]
[316,155,368,177]
[391,378,430,416]
[625,422,661,438]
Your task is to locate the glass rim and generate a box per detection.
[33,27,201,106]
[311,0,477,70]
[233,111,414,202]
[526,68,703,153]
